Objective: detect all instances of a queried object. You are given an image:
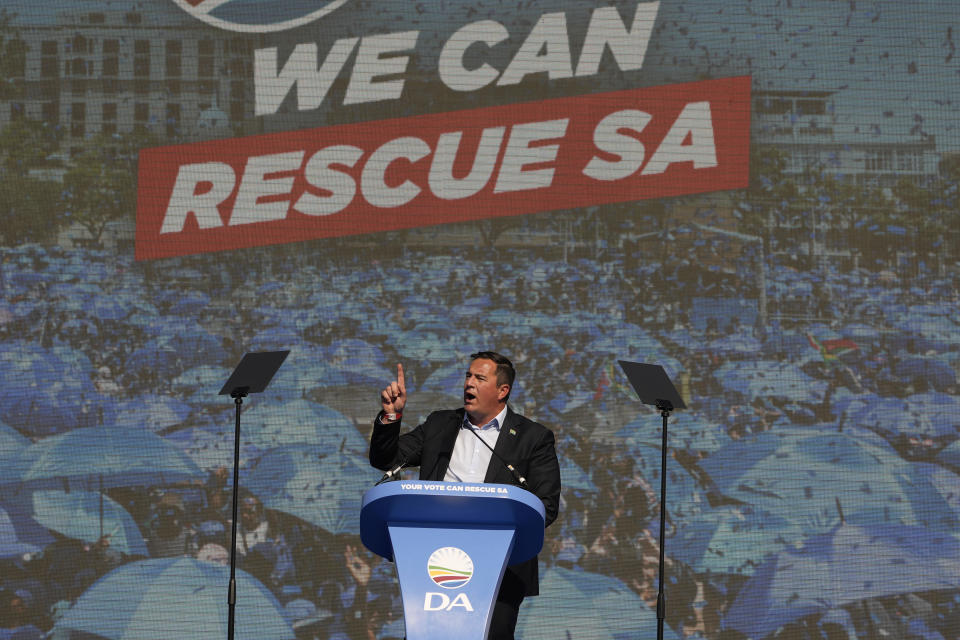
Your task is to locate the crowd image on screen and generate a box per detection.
[0,198,958,640]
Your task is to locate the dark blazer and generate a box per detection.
[369,407,561,596]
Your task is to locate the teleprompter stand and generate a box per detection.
[219,350,289,640]
[618,361,686,640]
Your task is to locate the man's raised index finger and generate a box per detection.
[397,363,405,390]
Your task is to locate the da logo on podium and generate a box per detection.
[171,0,353,33]
[424,547,474,611]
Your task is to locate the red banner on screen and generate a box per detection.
[135,76,751,260]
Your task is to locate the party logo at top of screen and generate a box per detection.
[171,0,352,33]
[428,547,474,589]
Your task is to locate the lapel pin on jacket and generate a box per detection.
[509,428,517,436]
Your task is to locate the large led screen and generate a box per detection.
[0,1,958,639]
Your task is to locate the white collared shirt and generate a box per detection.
[444,405,509,483]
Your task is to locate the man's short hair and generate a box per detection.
[470,351,516,399]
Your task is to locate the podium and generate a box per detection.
[361,481,545,640]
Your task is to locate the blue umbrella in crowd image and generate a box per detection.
[626,440,707,520]
[889,307,960,349]
[106,395,193,433]
[546,389,595,416]
[80,295,134,322]
[938,439,960,470]
[853,391,960,442]
[164,328,229,362]
[394,334,466,365]
[1,425,204,491]
[706,332,764,356]
[606,322,662,349]
[618,411,733,455]
[420,361,468,394]
[761,331,819,360]
[253,307,317,335]
[0,447,29,488]
[31,489,148,556]
[171,364,234,408]
[123,339,190,381]
[282,345,394,391]
[911,462,960,519]
[358,312,404,338]
[0,301,14,328]
[324,338,387,365]
[838,322,884,342]
[124,331,228,384]
[892,355,957,391]
[59,314,101,337]
[559,458,598,493]
[245,446,377,535]
[247,348,331,402]
[122,313,187,337]
[0,420,29,451]
[666,505,806,576]
[517,566,681,640]
[0,501,53,559]
[700,429,960,531]
[54,557,294,640]
[166,290,211,316]
[238,399,368,452]
[162,419,265,473]
[715,360,828,404]
[722,524,960,640]
[0,342,100,436]
[248,325,303,352]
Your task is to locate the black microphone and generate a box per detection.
[375,457,409,485]
[372,411,449,484]
[463,423,529,489]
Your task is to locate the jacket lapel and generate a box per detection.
[483,408,523,484]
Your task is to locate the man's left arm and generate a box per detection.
[522,427,561,528]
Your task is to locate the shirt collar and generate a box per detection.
[464,405,508,431]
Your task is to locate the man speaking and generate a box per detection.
[369,351,561,639]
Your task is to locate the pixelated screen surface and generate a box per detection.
[0,1,958,638]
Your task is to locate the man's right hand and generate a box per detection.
[380,363,407,417]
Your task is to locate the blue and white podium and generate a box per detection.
[361,481,545,640]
